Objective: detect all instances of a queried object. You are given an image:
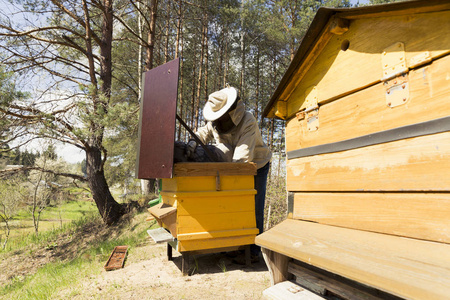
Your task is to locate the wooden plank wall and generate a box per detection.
[286,54,450,152]
[285,9,450,117]
[285,13,450,243]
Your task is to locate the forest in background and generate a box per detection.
[0,0,402,228]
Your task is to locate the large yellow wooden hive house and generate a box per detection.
[256,0,450,299]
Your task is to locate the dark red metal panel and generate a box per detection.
[136,58,179,179]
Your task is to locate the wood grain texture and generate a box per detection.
[286,54,450,152]
[176,228,259,241]
[177,211,256,235]
[163,175,254,192]
[292,192,450,243]
[262,248,292,286]
[176,194,255,216]
[178,234,255,252]
[173,162,257,177]
[256,219,450,300]
[286,132,450,192]
[289,262,383,300]
[286,10,450,118]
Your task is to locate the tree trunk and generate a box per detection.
[190,51,197,130]
[203,12,209,109]
[86,147,123,225]
[194,13,206,130]
[176,0,185,140]
[239,1,245,100]
[146,0,159,70]
[85,0,125,225]
[255,47,260,122]
[164,0,171,63]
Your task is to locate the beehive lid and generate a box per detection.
[136,58,180,179]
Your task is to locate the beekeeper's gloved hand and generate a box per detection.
[186,139,197,159]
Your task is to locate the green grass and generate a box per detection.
[1,200,97,242]
[1,256,94,300]
[0,211,157,300]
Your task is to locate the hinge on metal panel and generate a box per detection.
[381,42,410,108]
[305,86,319,131]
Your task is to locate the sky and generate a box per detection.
[2,0,370,164]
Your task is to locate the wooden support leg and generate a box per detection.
[262,248,291,286]
[245,245,251,267]
[181,252,190,276]
[167,243,173,261]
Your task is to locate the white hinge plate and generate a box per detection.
[306,107,319,131]
[382,42,408,81]
[304,86,319,131]
[385,73,409,108]
[409,51,432,69]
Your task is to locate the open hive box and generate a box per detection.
[149,162,258,266]
[136,59,258,274]
[256,1,450,299]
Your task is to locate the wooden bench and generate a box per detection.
[257,219,450,299]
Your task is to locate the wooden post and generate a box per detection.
[182,252,190,276]
[262,248,291,286]
[167,243,173,261]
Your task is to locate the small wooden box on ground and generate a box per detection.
[257,1,450,300]
[148,162,258,273]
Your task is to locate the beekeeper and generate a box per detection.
[186,86,272,260]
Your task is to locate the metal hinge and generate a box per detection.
[305,86,319,131]
[296,86,319,131]
[381,42,409,108]
[384,73,409,108]
[381,42,408,81]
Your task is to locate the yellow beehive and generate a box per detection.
[150,162,259,253]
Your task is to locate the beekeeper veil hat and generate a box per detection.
[203,86,238,122]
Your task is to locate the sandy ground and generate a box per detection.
[1,213,271,299]
[58,242,271,299]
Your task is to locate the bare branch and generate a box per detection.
[0,166,86,182]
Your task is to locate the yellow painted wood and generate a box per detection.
[176,194,255,216]
[286,10,450,118]
[161,189,256,199]
[292,192,450,243]
[162,175,254,192]
[286,132,450,192]
[158,162,258,254]
[177,211,256,235]
[274,101,287,119]
[148,202,176,219]
[179,234,255,252]
[177,228,259,241]
[338,2,450,20]
[173,162,257,177]
[256,219,450,300]
[286,54,450,152]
